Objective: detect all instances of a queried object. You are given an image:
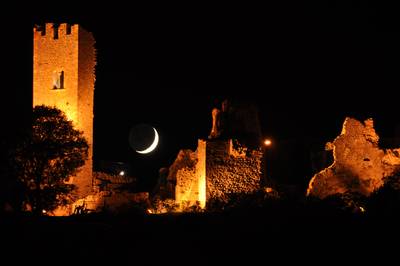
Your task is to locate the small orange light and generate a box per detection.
[264,139,272,146]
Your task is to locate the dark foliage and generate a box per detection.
[0,141,25,213]
[305,193,367,219]
[206,188,281,213]
[10,105,88,214]
[367,173,400,216]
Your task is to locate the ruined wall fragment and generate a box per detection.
[174,144,206,208]
[157,99,264,210]
[51,172,144,215]
[307,118,400,199]
[160,139,263,209]
[206,139,263,203]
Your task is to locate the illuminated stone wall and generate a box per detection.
[307,117,400,199]
[33,23,96,198]
[52,172,147,215]
[206,139,263,203]
[174,140,206,209]
[77,25,96,197]
[197,140,206,207]
[171,139,263,209]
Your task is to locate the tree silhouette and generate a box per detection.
[11,106,88,215]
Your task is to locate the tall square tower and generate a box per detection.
[33,23,96,198]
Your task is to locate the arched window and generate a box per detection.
[52,71,64,89]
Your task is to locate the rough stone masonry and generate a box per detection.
[307,117,400,199]
[33,23,96,198]
[158,99,265,209]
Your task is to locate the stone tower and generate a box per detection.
[160,100,264,210]
[33,23,96,198]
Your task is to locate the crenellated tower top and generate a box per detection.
[33,23,81,39]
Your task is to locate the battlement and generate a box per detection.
[34,23,78,39]
[33,22,96,201]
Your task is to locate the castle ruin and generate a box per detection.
[33,23,96,199]
[32,23,264,213]
[307,117,400,199]
[157,100,265,210]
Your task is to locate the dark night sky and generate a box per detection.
[1,1,400,190]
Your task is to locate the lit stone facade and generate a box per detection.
[307,118,400,199]
[171,139,263,209]
[162,99,264,210]
[205,139,263,203]
[175,140,206,208]
[33,23,96,198]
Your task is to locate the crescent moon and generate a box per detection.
[136,127,159,154]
